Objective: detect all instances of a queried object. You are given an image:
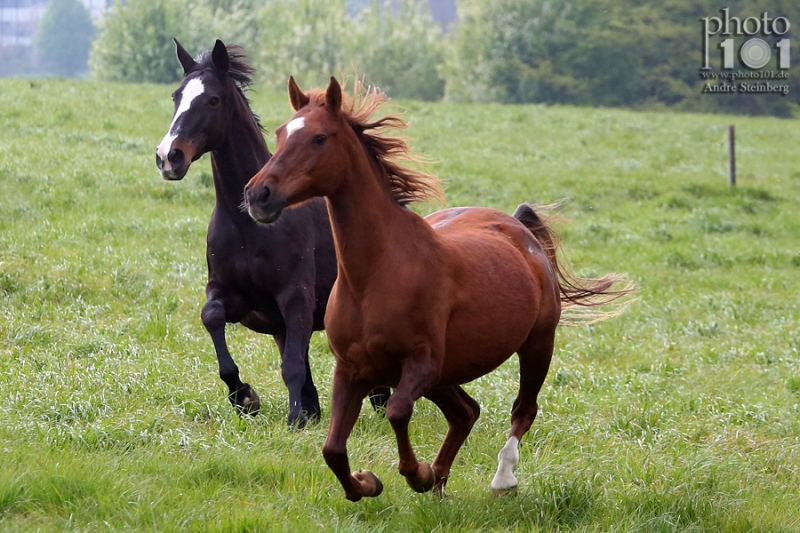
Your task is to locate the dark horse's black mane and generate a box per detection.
[194,44,264,131]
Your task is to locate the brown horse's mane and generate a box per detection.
[306,83,444,206]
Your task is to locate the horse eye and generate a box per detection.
[312,134,327,146]
[209,96,221,106]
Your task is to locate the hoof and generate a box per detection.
[353,470,384,498]
[406,461,436,493]
[287,407,320,430]
[491,485,518,498]
[230,383,261,416]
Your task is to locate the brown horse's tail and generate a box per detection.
[513,202,636,325]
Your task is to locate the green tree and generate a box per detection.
[253,0,353,89]
[36,0,96,77]
[348,0,446,101]
[444,0,799,116]
[89,0,186,83]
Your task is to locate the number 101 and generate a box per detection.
[720,38,791,69]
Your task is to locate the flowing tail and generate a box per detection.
[513,202,636,325]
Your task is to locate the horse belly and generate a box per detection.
[436,221,543,386]
[439,278,538,386]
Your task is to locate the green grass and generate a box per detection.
[1,77,799,532]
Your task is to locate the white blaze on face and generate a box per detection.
[490,436,520,491]
[156,78,206,168]
[285,117,305,138]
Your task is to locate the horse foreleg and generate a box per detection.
[386,346,439,494]
[201,297,260,414]
[276,291,317,429]
[424,386,481,498]
[322,364,379,502]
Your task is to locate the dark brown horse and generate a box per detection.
[155,41,388,427]
[245,77,633,498]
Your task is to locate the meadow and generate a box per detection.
[0,77,799,532]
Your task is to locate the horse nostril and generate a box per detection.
[156,153,163,170]
[245,180,271,203]
[168,148,184,169]
[260,184,271,202]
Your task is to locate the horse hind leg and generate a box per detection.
[491,332,555,496]
[424,386,480,498]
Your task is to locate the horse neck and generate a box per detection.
[210,98,271,217]
[326,147,421,294]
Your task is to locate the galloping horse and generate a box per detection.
[155,41,388,427]
[245,77,632,499]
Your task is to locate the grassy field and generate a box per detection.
[1,77,799,532]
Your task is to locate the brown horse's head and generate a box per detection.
[245,77,351,223]
[156,39,256,181]
[245,76,442,224]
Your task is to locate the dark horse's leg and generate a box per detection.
[491,331,554,495]
[273,332,320,426]
[424,386,481,498]
[322,364,382,502]
[368,387,391,412]
[276,290,319,428]
[201,293,260,414]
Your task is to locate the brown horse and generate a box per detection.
[244,77,632,500]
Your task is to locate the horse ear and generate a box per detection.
[288,76,310,111]
[174,38,197,75]
[211,39,230,75]
[325,77,342,114]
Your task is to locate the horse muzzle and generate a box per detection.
[244,181,284,224]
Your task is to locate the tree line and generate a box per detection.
[30,0,800,117]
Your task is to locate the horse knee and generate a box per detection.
[385,394,414,427]
[201,300,226,330]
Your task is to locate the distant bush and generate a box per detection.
[347,0,445,101]
[444,0,799,116]
[89,0,186,83]
[254,0,444,100]
[88,0,798,116]
[444,0,682,105]
[89,0,443,100]
[37,0,96,77]
[252,0,353,89]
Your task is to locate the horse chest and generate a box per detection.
[328,295,430,364]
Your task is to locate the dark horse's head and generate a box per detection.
[156,39,258,180]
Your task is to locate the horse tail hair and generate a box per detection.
[513,202,636,325]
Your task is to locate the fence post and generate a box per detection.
[728,125,736,187]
